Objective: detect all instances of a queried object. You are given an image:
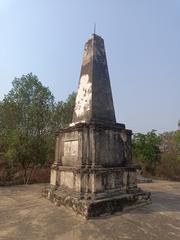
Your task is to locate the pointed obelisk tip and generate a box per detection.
[94,23,96,35]
[71,30,116,125]
[91,24,103,40]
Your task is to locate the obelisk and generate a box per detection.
[43,34,151,218]
[71,34,116,125]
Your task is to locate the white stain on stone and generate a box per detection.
[74,74,92,118]
[69,120,85,127]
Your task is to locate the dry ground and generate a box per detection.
[0,180,180,240]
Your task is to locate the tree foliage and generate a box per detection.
[133,126,180,179]
[0,73,76,184]
[0,74,54,183]
[52,92,76,129]
[158,130,180,180]
[132,130,161,175]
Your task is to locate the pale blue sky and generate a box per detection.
[0,0,179,133]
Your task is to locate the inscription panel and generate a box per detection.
[64,140,78,157]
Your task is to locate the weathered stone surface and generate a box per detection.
[42,184,151,219]
[1,181,180,240]
[46,34,151,217]
[48,122,149,217]
[72,34,116,125]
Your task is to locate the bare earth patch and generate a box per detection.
[0,180,180,240]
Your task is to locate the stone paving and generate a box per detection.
[0,180,180,240]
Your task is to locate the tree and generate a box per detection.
[132,130,161,176]
[52,92,76,129]
[0,73,76,184]
[158,130,180,180]
[0,73,54,183]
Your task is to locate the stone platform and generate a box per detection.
[47,121,151,218]
[42,184,151,219]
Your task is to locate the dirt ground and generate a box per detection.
[0,180,180,240]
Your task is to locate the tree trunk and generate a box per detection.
[23,168,27,184]
[26,166,34,184]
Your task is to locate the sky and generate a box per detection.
[0,0,179,133]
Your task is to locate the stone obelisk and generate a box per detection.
[43,34,151,218]
[71,34,115,125]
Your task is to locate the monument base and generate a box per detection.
[43,121,151,218]
[42,185,151,219]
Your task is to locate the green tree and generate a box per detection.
[0,73,76,184]
[52,92,76,129]
[0,73,54,183]
[132,130,161,176]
